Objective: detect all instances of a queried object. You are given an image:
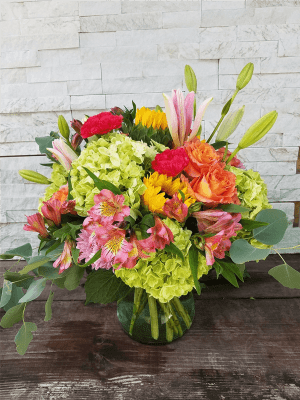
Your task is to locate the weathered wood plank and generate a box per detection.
[1,254,300,301]
[1,299,300,399]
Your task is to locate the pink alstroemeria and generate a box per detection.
[100,228,133,268]
[163,89,213,148]
[47,138,78,171]
[41,198,76,226]
[203,231,232,266]
[53,239,74,274]
[193,210,242,238]
[122,234,156,269]
[216,148,246,169]
[163,193,188,223]
[23,212,48,238]
[147,216,174,250]
[88,190,130,223]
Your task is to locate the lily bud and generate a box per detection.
[19,170,50,184]
[47,138,78,171]
[184,65,197,93]
[216,106,245,142]
[71,133,83,150]
[58,115,70,141]
[70,119,83,134]
[236,63,254,91]
[238,110,278,149]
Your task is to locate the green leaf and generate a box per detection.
[178,190,185,203]
[0,243,32,260]
[85,269,131,304]
[19,278,47,303]
[0,280,13,308]
[2,285,24,312]
[53,276,67,289]
[35,135,57,159]
[254,209,288,245]
[240,218,269,231]
[0,303,26,328]
[80,249,102,268]
[45,240,62,255]
[124,216,136,228]
[230,239,270,263]
[214,261,239,288]
[184,65,197,92]
[53,222,82,242]
[19,256,51,275]
[83,167,121,195]
[155,105,163,112]
[71,248,80,265]
[188,244,201,295]
[15,322,37,355]
[221,204,251,213]
[164,242,184,261]
[221,98,232,117]
[67,173,73,200]
[268,264,300,289]
[236,62,254,91]
[211,141,228,150]
[38,262,60,279]
[44,291,54,322]
[64,264,84,291]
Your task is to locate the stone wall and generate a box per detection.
[1,0,299,254]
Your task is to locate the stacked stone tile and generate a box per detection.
[0,0,299,253]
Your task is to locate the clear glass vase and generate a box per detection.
[117,288,195,345]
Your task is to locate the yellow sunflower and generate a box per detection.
[135,107,168,130]
[143,172,196,214]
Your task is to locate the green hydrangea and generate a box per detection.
[38,163,68,210]
[229,166,272,219]
[115,219,211,303]
[70,133,156,216]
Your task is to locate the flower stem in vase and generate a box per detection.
[166,319,174,343]
[147,294,159,340]
[171,297,192,329]
[129,287,144,336]
[168,302,183,337]
[159,301,179,336]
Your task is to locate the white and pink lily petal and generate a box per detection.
[47,138,78,171]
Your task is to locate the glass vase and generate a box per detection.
[117,288,195,344]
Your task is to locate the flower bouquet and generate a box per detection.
[0,63,297,354]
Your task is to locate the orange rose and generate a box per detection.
[184,139,221,178]
[181,163,240,205]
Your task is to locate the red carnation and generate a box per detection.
[81,112,123,139]
[152,147,189,177]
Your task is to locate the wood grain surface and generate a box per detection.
[1,254,300,399]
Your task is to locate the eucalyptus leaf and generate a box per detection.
[64,264,84,291]
[2,286,24,312]
[19,256,51,275]
[19,278,47,303]
[0,243,32,261]
[254,209,288,245]
[4,271,34,289]
[0,280,13,308]
[15,322,37,355]
[38,263,60,279]
[268,264,300,289]
[240,219,269,231]
[44,291,54,322]
[230,239,270,263]
[188,244,201,295]
[0,303,26,328]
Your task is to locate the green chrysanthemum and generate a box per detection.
[70,133,157,216]
[38,163,68,210]
[115,219,211,303]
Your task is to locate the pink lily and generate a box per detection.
[23,212,48,238]
[163,89,213,148]
[147,216,174,250]
[47,138,78,171]
[53,239,74,274]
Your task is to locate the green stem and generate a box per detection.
[171,297,192,329]
[168,302,183,337]
[222,142,229,163]
[226,146,240,165]
[159,301,178,335]
[165,320,174,342]
[129,287,144,336]
[147,294,159,340]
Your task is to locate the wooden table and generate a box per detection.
[1,254,300,399]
